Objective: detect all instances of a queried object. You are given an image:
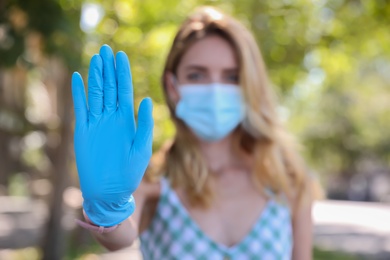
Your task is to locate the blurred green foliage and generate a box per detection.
[313,247,362,260]
[0,0,83,69]
[2,0,389,183]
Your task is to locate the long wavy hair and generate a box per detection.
[146,6,312,213]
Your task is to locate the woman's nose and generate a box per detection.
[210,73,223,83]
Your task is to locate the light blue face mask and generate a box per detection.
[175,83,245,142]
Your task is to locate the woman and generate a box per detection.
[72,6,313,260]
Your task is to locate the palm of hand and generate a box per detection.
[71,45,153,226]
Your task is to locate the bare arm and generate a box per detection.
[291,199,313,260]
[90,214,139,251]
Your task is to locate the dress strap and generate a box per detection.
[159,177,174,203]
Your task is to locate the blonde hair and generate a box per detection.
[147,6,313,213]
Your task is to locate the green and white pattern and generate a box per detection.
[140,178,292,260]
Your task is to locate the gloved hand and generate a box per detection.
[71,45,154,227]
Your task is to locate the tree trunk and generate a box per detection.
[41,58,73,260]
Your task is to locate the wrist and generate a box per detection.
[75,211,120,234]
[82,194,135,227]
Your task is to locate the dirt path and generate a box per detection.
[313,200,390,259]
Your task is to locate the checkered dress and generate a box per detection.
[140,178,292,260]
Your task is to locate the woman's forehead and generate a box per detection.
[179,35,238,70]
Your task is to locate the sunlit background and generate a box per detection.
[0,0,389,259]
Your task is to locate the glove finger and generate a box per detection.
[116,51,136,132]
[100,45,117,113]
[133,97,154,157]
[88,54,104,117]
[71,72,88,124]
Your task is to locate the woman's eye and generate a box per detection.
[227,74,239,83]
[187,72,204,81]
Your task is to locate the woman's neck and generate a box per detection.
[198,135,248,174]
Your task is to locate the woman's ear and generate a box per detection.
[165,71,180,104]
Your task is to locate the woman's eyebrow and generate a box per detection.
[185,65,239,72]
[223,68,239,73]
[184,65,207,71]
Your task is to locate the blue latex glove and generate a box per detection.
[71,45,154,227]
